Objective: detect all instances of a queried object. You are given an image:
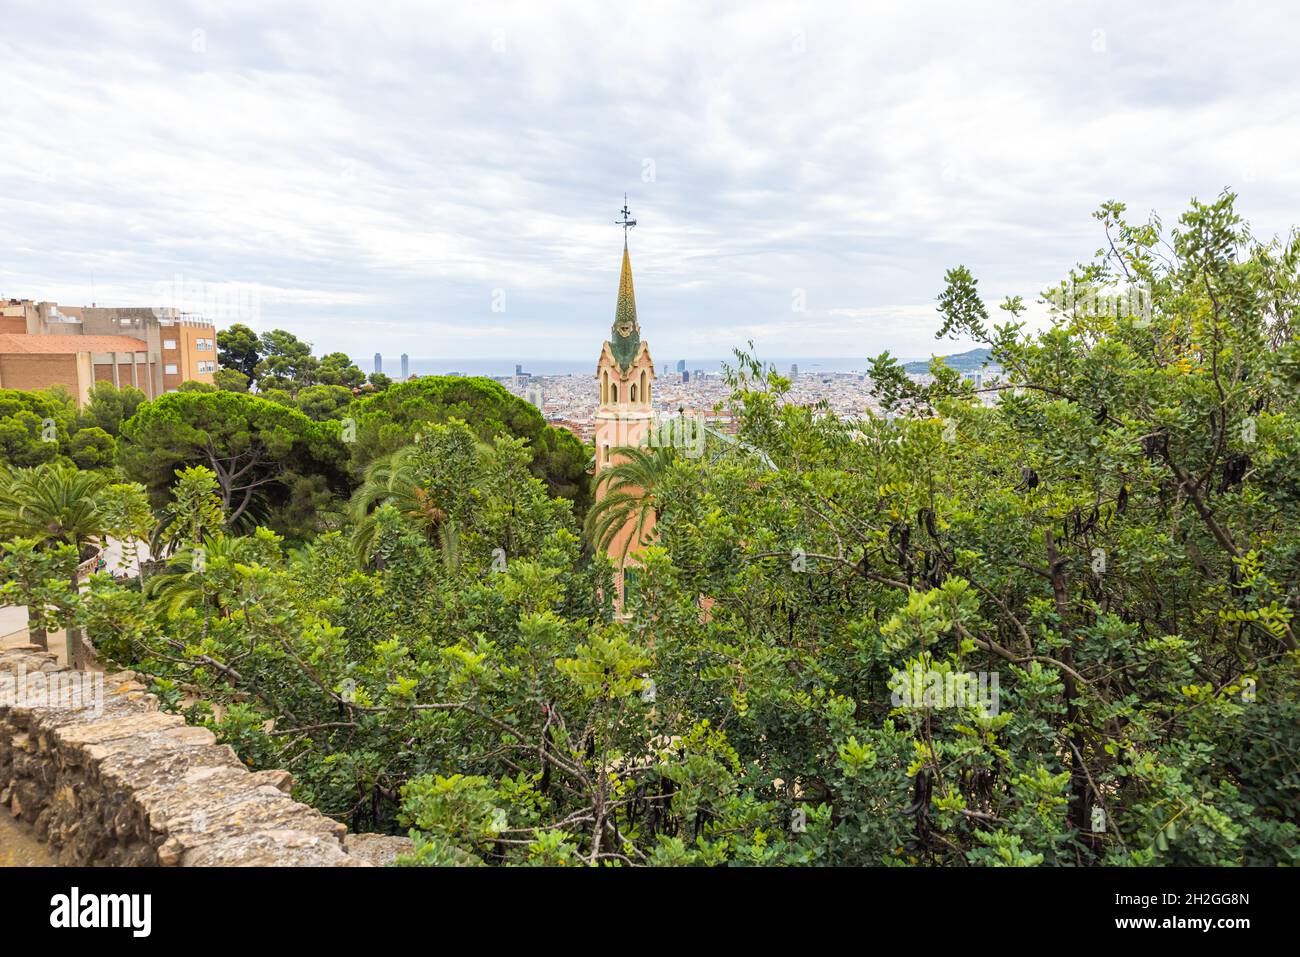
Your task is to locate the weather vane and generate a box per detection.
[615,193,636,239]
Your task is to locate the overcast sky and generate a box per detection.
[2,1,1297,364]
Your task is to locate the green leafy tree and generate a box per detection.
[0,388,73,467]
[79,381,146,436]
[255,329,318,393]
[155,465,226,555]
[0,537,78,651]
[316,352,366,389]
[348,376,591,511]
[177,380,218,393]
[213,368,250,392]
[120,390,347,536]
[67,426,115,470]
[101,481,156,580]
[217,322,261,380]
[0,463,118,666]
[295,384,355,421]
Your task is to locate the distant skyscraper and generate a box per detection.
[374,352,382,374]
[400,353,410,380]
[526,382,544,408]
[676,358,685,373]
[516,363,523,376]
[682,369,690,383]
[790,363,799,376]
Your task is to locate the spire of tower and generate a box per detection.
[609,198,641,371]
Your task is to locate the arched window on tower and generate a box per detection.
[640,370,647,405]
[630,383,638,402]
[601,370,608,404]
[612,383,619,403]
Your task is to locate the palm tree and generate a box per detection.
[583,444,676,562]
[0,464,112,667]
[349,446,458,569]
[145,534,246,619]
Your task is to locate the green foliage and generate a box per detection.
[67,426,115,470]
[156,466,226,553]
[295,384,354,421]
[218,325,365,397]
[212,368,250,392]
[254,329,318,393]
[346,376,591,511]
[0,462,114,555]
[26,193,1300,868]
[177,380,217,393]
[0,537,78,649]
[216,323,261,380]
[0,462,143,665]
[316,352,365,389]
[0,387,117,470]
[79,381,146,437]
[120,390,348,540]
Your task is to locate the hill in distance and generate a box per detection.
[902,347,996,374]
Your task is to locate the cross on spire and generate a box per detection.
[615,193,636,243]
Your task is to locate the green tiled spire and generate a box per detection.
[609,240,640,371]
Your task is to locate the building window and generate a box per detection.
[163,339,176,350]
[165,363,178,375]
[612,383,619,403]
[630,383,638,402]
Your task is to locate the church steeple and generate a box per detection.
[594,196,656,609]
[609,239,641,371]
[607,196,641,371]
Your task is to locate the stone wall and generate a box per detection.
[0,645,409,866]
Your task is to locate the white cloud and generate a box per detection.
[0,0,1297,363]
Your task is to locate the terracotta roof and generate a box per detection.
[0,333,148,355]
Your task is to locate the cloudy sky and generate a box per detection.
[1,1,1297,365]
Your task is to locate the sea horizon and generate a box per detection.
[374,356,918,378]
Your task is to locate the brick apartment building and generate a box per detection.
[0,299,217,406]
